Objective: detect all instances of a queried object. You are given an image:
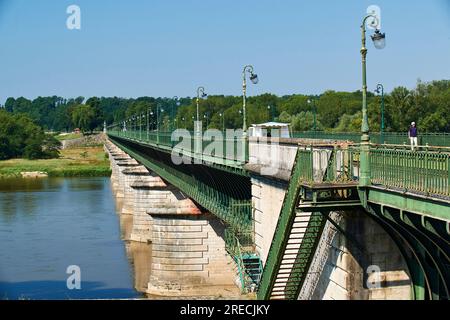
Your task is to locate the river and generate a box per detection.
[0,177,149,300]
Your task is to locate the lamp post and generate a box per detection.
[360,14,386,187]
[150,111,154,130]
[156,105,164,144]
[219,112,225,132]
[267,105,275,122]
[307,99,317,131]
[159,107,165,131]
[196,87,207,155]
[242,65,258,135]
[139,113,143,140]
[375,84,385,143]
[146,109,150,141]
[196,87,207,125]
[172,96,180,131]
[204,113,209,128]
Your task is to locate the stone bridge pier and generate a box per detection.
[104,140,240,298]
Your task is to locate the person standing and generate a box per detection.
[409,122,418,151]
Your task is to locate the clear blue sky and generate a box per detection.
[0,0,449,104]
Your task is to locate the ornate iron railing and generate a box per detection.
[370,145,450,198]
[225,229,262,293]
[296,146,360,184]
[292,131,450,147]
[108,125,249,164]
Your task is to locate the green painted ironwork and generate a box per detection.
[225,229,263,293]
[108,125,249,173]
[366,203,450,300]
[109,136,253,233]
[370,145,450,198]
[282,212,326,299]
[257,148,328,300]
[105,123,450,301]
[296,145,360,184]
[292,131,450,147]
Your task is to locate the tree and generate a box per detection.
[72,104,96,133]
[0,110,60,160]
[291,111,324,132]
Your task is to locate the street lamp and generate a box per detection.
[219,112,225,132]
[131,115,136,139]
[146,109,150,141]
[139,113,143,140]
[360,13,386,186]
[195,87,207,155]
[267,105,275,122]
[196,87,207,125]
[375,84,385,143]
[150,111,154,130]
[159,107,165,131]
[371,30,386,50]
[242,65,258,135]
[307,99,317,131]
[172,96,181,131]
[204,113,209,128]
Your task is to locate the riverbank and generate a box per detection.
[0,146,111,178]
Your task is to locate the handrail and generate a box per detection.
[292,131,450,147]
[370,143,450,152]
[370,147,450,197]
[107,129,249,166]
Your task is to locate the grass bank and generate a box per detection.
[0,146,111,178]
[55,133,83,141]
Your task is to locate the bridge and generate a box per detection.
[105,125,450,300]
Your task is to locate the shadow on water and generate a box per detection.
[0,280,138,300]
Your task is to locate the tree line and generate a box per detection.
[1,79,448,134]
[0,110,61,160]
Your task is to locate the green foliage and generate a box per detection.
[0,110,61,160]
[291,111,324,132]
[2,79,449,135]
[72,104,96,133]
[333,112,362,132]
[278,111,292,123]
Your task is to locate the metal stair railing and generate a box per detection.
[257,146,345,300]
[257,148,310,299]
[225,229,262,293]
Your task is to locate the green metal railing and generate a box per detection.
[370,145,450,198]
[108,125,249,165]
[225,229,262,293]
[109,137,253,233]
[257,148,329,300]
[292,144,449,198]
[292,131,450,147]
[296,145,360,184]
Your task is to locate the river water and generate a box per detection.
[0,177,148,300]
